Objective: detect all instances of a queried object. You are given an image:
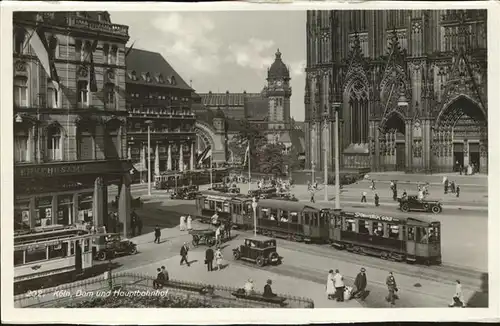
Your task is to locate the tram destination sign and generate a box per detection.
[15,161,129,178]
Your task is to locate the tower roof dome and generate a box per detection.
[268,49,290,80]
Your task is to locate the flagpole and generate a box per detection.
[247,142,251,192]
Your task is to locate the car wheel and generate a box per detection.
[401,204,410,212]
[268,252,279,264]
[233,250,241,260]
[97,251,107,261]
[431,206,442,214]
[129,246,138,255]
[256,256,265,267]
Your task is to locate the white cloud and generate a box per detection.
[290,60,306,77]
[150,13,221,75]
[226,38,276,71]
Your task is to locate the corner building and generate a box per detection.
[13,12,132,233]
[305,10,487,173]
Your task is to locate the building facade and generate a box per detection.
[125,48,197,178]
[305,10,487,173]
[13,11,132,232]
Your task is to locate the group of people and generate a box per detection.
[443,176,461,198]
[179,215,193,231]
[456,161,479,176]
[204,245,224,271]
[326,268,399,306]
[153,265,170,289]
[244,278,277,298]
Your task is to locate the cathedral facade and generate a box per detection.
[304,10,487,174]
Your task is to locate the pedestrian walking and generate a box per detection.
[186,215,193,231]
[449,280,465,307]
[180,242,190,267]
[154,225,161,244]
[215,226,222,247]
[385,272,398,306]
[180,215,187,231]
[456,185,460,198]
[326,269,335,300]
[451,181,456,193]
[361,191,367,203]
[310,192,315,203]
[333,269,345,302]
[371,180,376,190]
[215,248,223,271]
[444,177,449,194]
[205,246,214,272]
[374,193,380,207]
[352,268,367,300]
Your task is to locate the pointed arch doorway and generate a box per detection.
[434,96,487,173]
[379,112,406,171]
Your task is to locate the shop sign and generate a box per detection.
[16,160,130,178]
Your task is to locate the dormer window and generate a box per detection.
[131,71,137,81]
[170,76,176,85]
[158,74,164,83]
[145,73,151,83]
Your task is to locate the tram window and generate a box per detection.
[290,212,298,223]
[223,202,230,213]
[215,201,223,212]
[335,216,342,228]
[305,213,310,225]
[373,222,384,237]
[388,225,400,239]
[49,243,67,259]
[312,213,319,226]
[345,219,355,232]
[25,247,47,263]
[14,250,24,266]
[280,211,289,222]
[407,227,415,241]
[358,220,370,234]
[270,209,278,219]
[417,227,428,244]
[262,208,270,219]
[84,239,90,252]
[428,226,440,243]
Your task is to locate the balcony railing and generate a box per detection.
[128,108,195,118]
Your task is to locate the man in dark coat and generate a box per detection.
[374,193,380,207]
[205,246,214,272]
[456,185,460,198]
[153,267,165,289]
[263,279,277,298]
[352,268,368,300]
[180,242,190,267]
[154,225,161,243]
[386,271,398,305]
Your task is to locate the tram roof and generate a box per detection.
[198,190,249,200]
[256,199,316,211]
[341,210,440,225]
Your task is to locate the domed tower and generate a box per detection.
[265,49,292,130]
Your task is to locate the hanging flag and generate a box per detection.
[125,40,136,57]
[24,26,59,83]
[89,39,99,92]
[242,144,250,167]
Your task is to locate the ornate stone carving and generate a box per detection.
[79,66,89,78]
[15,60,27,72]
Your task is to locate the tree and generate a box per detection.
[229,120,267,171]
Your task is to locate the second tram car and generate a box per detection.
[329,211,442,265]
[195,190,252,225]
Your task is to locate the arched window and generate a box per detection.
[104,83,115,107]
[47,79,59,108]
[77,122,95,160]
[14,29,26,54]
[75,40,83,61]
[46,124,63,161]
[105,120,121,159]
[77,80,89,106]
[103,44,110,64]
[14,76,28,107]
[14,121,33,163]
[348,81,369,144]
[110,45,118,65]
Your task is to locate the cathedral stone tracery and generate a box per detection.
[305,9,487,173]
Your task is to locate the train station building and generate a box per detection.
[13,11,133,234]
[304,10,487,173]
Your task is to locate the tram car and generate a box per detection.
[195,190,252,225]
[14,225,101,293]
[328,211,442,265]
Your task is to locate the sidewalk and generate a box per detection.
[125,249,362,308]
[364,172,487,187]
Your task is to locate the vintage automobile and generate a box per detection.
[398,195,443,214]
[170,186,198,200]
[189,229,216,247]
[232,236,281,267]
[92,233,138,261]
[272,192,299,202]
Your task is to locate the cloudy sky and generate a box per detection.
[110,11,307,121]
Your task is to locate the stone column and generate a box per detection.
[118,176,131,237]
[92,177,104,227]
[463,139,469,167]
[51,195,58,225]
[480,126,488,173]
[190,142,195,171]
[374,122,380,171]
[405,120,413,172]
[154,142,160,176]
[167,144,172,170]
[179,144,184,172]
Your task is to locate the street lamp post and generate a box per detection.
[323,115,329,202]
[251,197,258,236]
[334,105,341,210]
[311,161,315,185]
[146,120,153,196]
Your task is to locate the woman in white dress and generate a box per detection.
[179,215,187,231]
[215,248,223,271]
[186,215,192,231]
[326,269,335,300]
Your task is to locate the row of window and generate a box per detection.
[128,71,177,85]
[14,239,91,266]
[13,76,116,108]
[128,92,188,102]
[14,124,122,163]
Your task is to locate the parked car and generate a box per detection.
[93,233,138,261]
[232,236,281,267]
[398,195,443,214]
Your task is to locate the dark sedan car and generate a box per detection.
[398,195,442,214]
